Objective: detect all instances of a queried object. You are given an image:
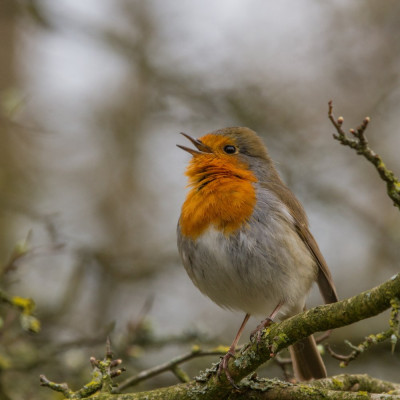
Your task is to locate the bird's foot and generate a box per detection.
[217,350,239,389]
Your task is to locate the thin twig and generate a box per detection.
[328,101,400,209]
[326,297,400,367]
[114,345,227,393]
[40,339,125,398]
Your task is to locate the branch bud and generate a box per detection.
[110,359,122,368]
[90,357,99,368]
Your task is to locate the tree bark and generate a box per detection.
[82,273,400,399]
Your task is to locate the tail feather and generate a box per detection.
[289,335,326,381]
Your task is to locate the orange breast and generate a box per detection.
[179,155,257,239]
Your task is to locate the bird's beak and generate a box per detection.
[177,132,212,155]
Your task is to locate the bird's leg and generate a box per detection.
[217,313,250,388]
[250,302,283,344]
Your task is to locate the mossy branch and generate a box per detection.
[194,272,400,397]
[42,273,400,399]
[87,374,400,400]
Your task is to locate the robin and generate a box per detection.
[176,127,338,386]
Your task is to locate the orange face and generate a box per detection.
[198,133,240,155]
[179,133,258,239]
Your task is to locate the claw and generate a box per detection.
[214,313,250,388]
[217,351,239,389]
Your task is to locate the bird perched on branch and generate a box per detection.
[177,127,338,386]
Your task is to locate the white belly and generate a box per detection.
[178,215,317,318]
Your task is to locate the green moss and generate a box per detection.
[270,332,289,354]
[331,378,345,390]
[295,385,328,400]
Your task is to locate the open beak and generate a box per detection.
[177,132,212,155]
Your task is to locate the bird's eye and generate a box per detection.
[223,145,237,154]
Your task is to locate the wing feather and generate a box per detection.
[262,180,338,304]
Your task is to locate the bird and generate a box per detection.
[176,127,338,386]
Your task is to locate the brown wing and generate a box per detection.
[262,179,338,304]
[295,222,338,304]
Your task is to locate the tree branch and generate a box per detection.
[325,297,399,366]
[40,338,125,399]
[42,273,400,399]
[328,101,400,209]
[73,374,400,400]
[115,345,228,392]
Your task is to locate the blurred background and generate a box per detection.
[1,0,400,398]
